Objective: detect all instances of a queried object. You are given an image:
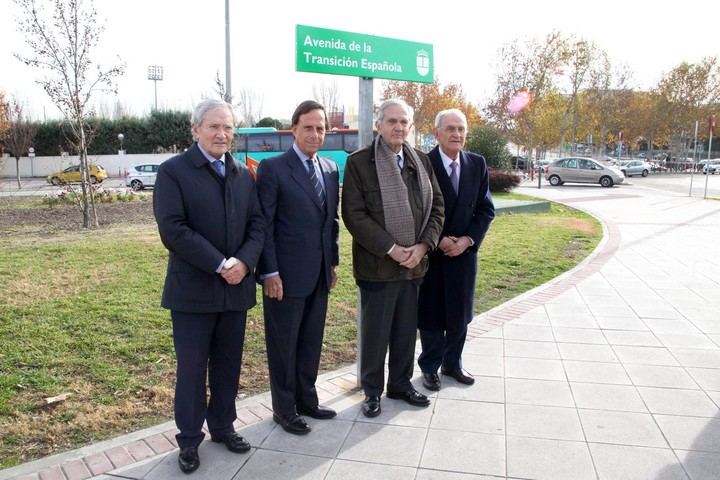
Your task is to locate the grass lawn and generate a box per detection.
[0,193,599,468]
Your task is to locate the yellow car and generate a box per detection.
[46,164,108,185]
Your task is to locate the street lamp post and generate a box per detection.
[147,65,164,111]
[118,133,125,155]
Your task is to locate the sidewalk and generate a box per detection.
[3,183,719,480]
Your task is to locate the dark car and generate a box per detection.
[510,156,529,169]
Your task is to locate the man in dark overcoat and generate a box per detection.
[418,108,495,391]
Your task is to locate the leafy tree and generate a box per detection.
[255,117,284,129]
[382,77,481,142]
[485,32,568,160]
[2,99,36,189]
[14,0,124,228]
[465,124,512,170]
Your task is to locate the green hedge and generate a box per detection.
[31,111,193,156]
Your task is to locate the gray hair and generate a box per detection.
[376,98,414,122]
[434,108,468,129]
[191,98,237,126]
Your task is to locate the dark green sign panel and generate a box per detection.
[296,24,433,83]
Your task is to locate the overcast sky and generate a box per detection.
[1,0,718,122]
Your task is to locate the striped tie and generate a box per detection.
[306,158,325,208]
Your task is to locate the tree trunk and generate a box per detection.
[15,157,21,189]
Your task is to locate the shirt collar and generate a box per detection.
[293,143,315,163]
[439,147,461,172]
[197,143,225,164]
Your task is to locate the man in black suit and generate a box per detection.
[418,109,495,391]
[256,100,340,435]
[153,99,265,474]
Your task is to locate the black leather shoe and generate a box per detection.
[178,446,199,474]
[386,388,431,407]
[297,404,337,419]
[362,396,381,417]
[442,368,475,385]
[210,431,251,453]
[273,413,311,435]
[422,372,441,391]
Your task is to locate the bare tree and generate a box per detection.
[214,71,232,103]
[2,99,37,189]
[312,81,339,117]
[235,88,263,127]
[14,0,124,228]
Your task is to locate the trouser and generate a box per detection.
[358,280,420,396]
[263,274,328,417]
[418,325,468,373]
[172,310,247,449]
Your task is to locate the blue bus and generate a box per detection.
[233,127,363,181]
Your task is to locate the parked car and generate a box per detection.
[125,164,160,190]
[510,155,529,169]
[703,162,720,175]
[545,157,624,188]
[620,160,651,177]
[46,164,108,185]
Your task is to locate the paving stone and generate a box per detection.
[624,364,699,389]
[420,429,505,477]
[563,360,632,384]
[126,440,155,462]
[589,443,688,479]
[60,460,90,480]
[507,436,595,480]
[338,423,425,467]
[578,409,667,448]
[38,467,64,480]
[570,382,647,412]
[654,415,720,452]
[505,378,575,407]
[105,446,134,469]
[324,459,415,480]
[678,449,720,480]
[83,453,113,476]
[430,398,504,435]
[637,387,719,417]
[504,339,560,359]
[505,357,565,381]
[145,433,175,455]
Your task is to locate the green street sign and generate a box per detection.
[296,24,434,83]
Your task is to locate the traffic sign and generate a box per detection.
[296,24,434,83]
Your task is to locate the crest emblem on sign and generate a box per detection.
[416,50,430,76]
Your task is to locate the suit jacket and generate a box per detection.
[256,148,340,298]
[153,143,265,313]
[418,146,495,330]
[341,140,445,282]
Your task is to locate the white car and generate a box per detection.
[703,162,720,175]
[125,164,160,190]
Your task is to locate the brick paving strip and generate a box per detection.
[0,208,617,480]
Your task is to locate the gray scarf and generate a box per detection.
[374,137,433,247]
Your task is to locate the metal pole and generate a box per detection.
[356,76,373,387]
[358,78,374,148]
[690,120,698,196]
[704,129,713,199]
[224,0,232,101]
[154,80,158,111]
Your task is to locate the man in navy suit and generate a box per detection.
[256,100,340,435]
[418,109,495,391]
[153,99,265,474]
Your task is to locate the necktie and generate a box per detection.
[449,160,459,194]
[306,158,325,208]
[396,154,402,170]
[212,160,225,177]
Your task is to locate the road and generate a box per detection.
[1,173,719,198]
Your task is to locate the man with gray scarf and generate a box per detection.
[342,98,444,418]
